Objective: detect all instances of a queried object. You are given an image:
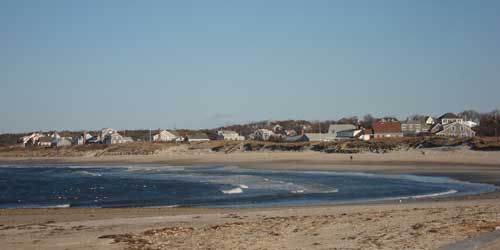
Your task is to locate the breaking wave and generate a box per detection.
[222,187,244,195]
[74,171,102,177]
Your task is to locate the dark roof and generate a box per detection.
[372,122,402,134]
[438,113,460,120]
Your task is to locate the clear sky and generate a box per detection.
[1,0,499,133]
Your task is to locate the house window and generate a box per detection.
[451,127,455,131]
[461,127,464,132]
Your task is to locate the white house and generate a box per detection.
[153,130,180,142]
[101,128,118,138]
[217,130,245,141]
[19,132,43,146]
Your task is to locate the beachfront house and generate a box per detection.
[305,124,359,142]
[251,129,275,141]
[101,128,118,139]
[328,124,360,140]
[401,120,423,136]
[433,122,476,138]
[153,130,180,142]
[19,132,43,146]
[102,130,134,144]
[216,130,245,141]
[187,133,210,142]
[372,121,403,138]
[431,113,475,138]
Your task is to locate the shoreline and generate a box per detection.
[2,149,500,249]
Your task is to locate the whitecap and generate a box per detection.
[75,171,102,177]
[410,189,458,199]
[53,204,71,208]
[222,187,243,195]
[319,189,339,194]
[239,184,249,189]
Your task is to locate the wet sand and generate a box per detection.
[1,148,500,249]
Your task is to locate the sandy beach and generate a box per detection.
[1,147,500,250]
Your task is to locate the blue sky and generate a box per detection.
[1,0,499,133]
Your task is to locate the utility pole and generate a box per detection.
[149,129,152,142]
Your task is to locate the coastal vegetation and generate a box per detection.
[1,136,499,158]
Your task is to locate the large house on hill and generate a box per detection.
[372,121,403,138]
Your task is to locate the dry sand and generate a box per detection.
[1,147,500,250]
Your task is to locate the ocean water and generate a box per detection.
[0,165,496,208]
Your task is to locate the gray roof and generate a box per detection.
[328,124,356,134]
[438,113,460,120]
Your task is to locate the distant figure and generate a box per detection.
[421,151,425,155]
[350,155,353,161]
